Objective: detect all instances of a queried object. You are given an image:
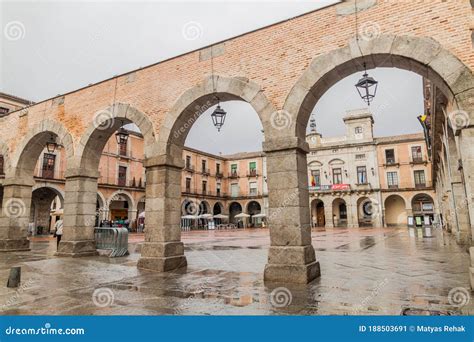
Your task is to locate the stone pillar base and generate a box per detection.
[0,238,30,252]
[137,242,187,272]
[55,240,98,257]
[264,245,321,284]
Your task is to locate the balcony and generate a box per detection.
[229,171,239,179]
[309,184,350,192]
[215,171,224,178]
[388,184,399,189]
[98,176,145,189]
[247,169,258,177]
[184,164,195,173]
[201,168,210,176]
[354,182,372,191]
[35,170,65,181]
[383,159,399,167]
[411,157,427,165]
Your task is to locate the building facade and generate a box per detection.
[306,109,436,229]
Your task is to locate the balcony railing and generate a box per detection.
[309,184,350,192]
[388,184,399,189]
[98,176,145,188]
[247,169,258,177]
[34,170,65,181]
[215,171,224,178]
[184,164,195,172]
[411,157,426,164]
[229,171,239,179]
[201,168,210,176]
[415,183,427,189]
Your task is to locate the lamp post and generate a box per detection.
[355,63,378,106]
[115,121,129,145]
[46,134,58,153]
[211,100,227,132]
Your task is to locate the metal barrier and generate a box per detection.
[94,227,129,257]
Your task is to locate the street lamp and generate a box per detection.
[115,121,129,145]
[46,134,58,153]
[211,101,227,132]
[355,63,378,106]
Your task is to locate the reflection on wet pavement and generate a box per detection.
[0,227,472,315]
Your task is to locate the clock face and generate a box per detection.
[311,136,316,143]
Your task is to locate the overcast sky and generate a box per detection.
[1,0,423,155]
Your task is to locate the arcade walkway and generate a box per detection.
[0,227,472,315]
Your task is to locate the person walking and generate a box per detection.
[54,217,64,249]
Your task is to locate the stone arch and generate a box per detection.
[9,120,74,178]
[284,34,474,140]
[0,139,10,175]
[31,184,65,207]
[229,201,243,224]
[199,200,210,215]
[384,194,407,227]
[76,103,155,171]
[156,76,276,157]
[107,189,135,210]
[332,197,347,227]
[213,201,224,215]
[310,198,325,227]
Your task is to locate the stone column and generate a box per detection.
[263,137,320,284]
[0,178,32,251]
[458,127,474,242]
[347,196,359,228]
[57,169,98,257]
[137,157,187,271]
[324,201,334,228]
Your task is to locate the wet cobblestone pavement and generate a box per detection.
[0,227,472,315]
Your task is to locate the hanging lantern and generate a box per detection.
[355,64,378,106]
[115,121,129,145]
[46,134,58,153]
[211,104,227,132]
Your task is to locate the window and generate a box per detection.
[249,182,257,196]
[41,153,56,179]
[231,164,238,177]
[0,155,4,175]
[355,126,363,134]
[119,139,127,156]
[339,203,347,219]
[332,168,342,184]
[0,107,9,116]
[355,154,366,160]
[414,170,426,188]
[201,160,207,173]
[231,183,239,197]
[249,161,257,176]
[311,170,321,186]
[387,172,398,188]
[202,180,207,194]
[216,163,221,175]
[185,156,191,169]
[411,146,423,162]
[357,166,367,184]
[216,182,221,196]
[118,166,127,186]
[385,149,395,164]
[185,178,191,193]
